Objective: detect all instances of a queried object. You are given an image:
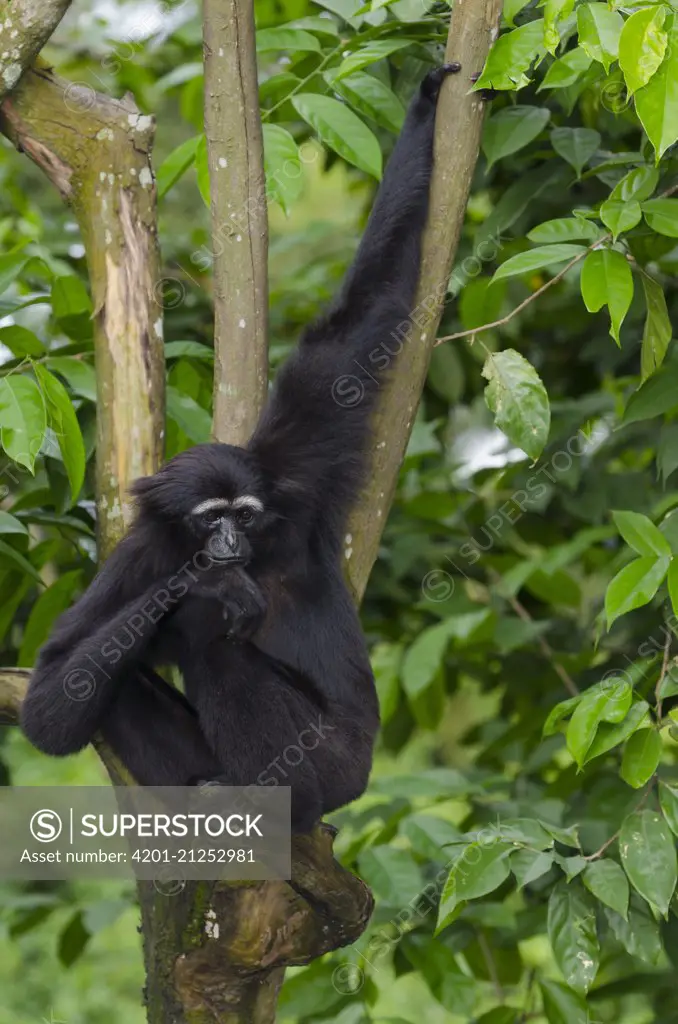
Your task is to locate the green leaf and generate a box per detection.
[483,106,550,168]
[599,198,641,241]
[402,813,463,860]
[504,0,532,28]
[620,809,677,915]
[166,386,212,443]
[262,124,302,215]
[33,365,86,503]
[583,859,629,919]
[636,28,678,160]
[550,126,600,175]
[640,274,672,382]
[610,166,658,203]
[58,911,90,968]
[324,71,405,133]
[482,349,550,461]
[658,425,678,485]
[496,818,555,849]
[619,6,668,97]
[473,21,546,92]
[580,248,633,344]
[0,374,46,472]
[357,846,423,905]
[51,275,92,320]
[556,854,588,881]
[621,728,662,788]
[577,3,623,73]
[605,898,663,964]
[543,0,576,54]
[437,843,512,931]
[371,642,402,724]
[164,341,214,361]
[0,539,42,583]
[511,849,554,888]
[659,781,678,837]
[605,556,669,628]
[0,252,29,296]
[612,510,671,557]
[45,357,97,403]
[527,217,601,243]
[292,94,382,179]
[623,363,678,424]
[195,135,210,207]
[543,694,581,736]
[156,135,200,199]
[540,47,592,90]
[642,198,678,237]
[18,570,82,667]
[492,243,586,282]
[547,881,599,993]
[0,325,45,357]
[333,39,411,81]
[256,28,321,53]
[539,978,588,1024]
[566,679,632,765]
[0,511,28,535]
[401,612,489,703]
[584,700,651,762]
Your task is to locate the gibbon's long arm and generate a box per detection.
[249,65,458,531]
[21,534,173,756]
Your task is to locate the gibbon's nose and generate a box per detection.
[207,522,250,564]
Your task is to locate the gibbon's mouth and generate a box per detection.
[208,551,249,566]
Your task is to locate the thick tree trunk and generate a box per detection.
[0,65,164,550]
[203,0,269,446]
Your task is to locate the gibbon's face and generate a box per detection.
[133,443,273,565]
[189,493,263,564]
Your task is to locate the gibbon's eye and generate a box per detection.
[236,507,255,526]
[202,509,223,526]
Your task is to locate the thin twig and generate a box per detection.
[436,242,601,345]
[489,569,579,696]
[436,180,678,347]
[477,929,504,1003]
[583,781,654,861]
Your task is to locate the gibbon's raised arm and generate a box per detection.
[249,65,459,524]
[20,532,173,756]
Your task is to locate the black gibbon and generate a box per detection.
[21,65,460,831]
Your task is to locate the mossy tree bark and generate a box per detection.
[0,0,500,1019]
[0,65,164,549]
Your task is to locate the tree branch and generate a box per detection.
[0,67,164,553]
[0,0,71,100]
[345,0,504,600]
[435,180,678,347]
[0,669,29,724]
[203,0,269,445]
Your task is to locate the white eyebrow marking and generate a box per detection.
[191,496,264,516]
[191,498,232,515]
[232,495,264,512]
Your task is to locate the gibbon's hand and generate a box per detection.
[221,568,268,640]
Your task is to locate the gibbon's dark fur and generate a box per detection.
[21,66,458,831]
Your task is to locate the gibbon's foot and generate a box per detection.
[470,71,499,101]
[421,62,462,101]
